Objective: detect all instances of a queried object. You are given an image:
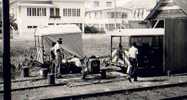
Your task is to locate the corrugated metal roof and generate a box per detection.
[174,0,187,14]
[145,0,187,20]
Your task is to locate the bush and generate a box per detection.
[84,26,99,33]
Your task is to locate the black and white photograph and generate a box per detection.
[1,0,187,99]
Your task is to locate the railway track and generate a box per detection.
[41,81,187,100]
[0,73,128,93]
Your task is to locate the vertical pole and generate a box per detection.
[114,0,117,30]
[120,36,122,44]
[163,19,166,73]
[38,35,40,47]
[2,0,11,99]
[111,36,113,60]
[34,29,37,47]
[41,36,44,62]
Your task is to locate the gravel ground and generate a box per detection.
[79,85,187,100]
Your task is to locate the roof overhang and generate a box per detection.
[35,24,82,36]
[107,28,164,37]
[17,3,54,7]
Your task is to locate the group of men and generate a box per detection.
[50,38,139,82]
[112,42,139,82]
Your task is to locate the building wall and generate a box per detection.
[10,0,85,39]
[165,18,187,73]
[85,0,154,32]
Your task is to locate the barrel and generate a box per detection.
[48,73,55,85]
[40,68,48,78]
[22,66,29,77]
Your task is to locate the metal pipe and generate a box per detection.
[41,36,44,62]
[2,0,12,99]
[163,19,166,73]
[111,36,113,60]
[34,29,37,47]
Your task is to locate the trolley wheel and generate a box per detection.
[101,70,106,79]
[82,72,87,79]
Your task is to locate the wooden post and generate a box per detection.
[34,29,37,47]
[110,36,113,60]
[163,19,166,73]
[41,36,44,63]
[2,0,11,99]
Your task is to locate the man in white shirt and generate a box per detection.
[50,38,64,77]
[128,42,139,82]
[51,38,64,57]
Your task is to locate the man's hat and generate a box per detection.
[57,38,62,42]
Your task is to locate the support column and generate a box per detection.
[2,0,11,99]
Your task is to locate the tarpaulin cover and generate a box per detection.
[35,25,83,63]
[42,33,83,58]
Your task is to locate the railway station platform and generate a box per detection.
[1,72,187,100]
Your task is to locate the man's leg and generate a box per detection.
[128,58,134,83]
[55,64,58,77]
[133,59,138,81]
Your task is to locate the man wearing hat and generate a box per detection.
[51,38,64,57]
[51,38,64,77]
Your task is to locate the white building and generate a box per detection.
[10,0,85,39]
[85,0,130,32]
[85,0,156,32]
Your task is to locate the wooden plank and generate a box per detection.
[165,17,187,73]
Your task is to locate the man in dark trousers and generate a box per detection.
[128,42,139,82]
[51,38,64,77]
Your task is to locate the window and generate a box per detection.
[94,1,99,7]
[27,26,37,29]
[106,1,112,7]
[42,8,46,16]
[50,8,60,18]
[27,8,31,16]
[77,9,80,16]
[134,10,137,17]
[32,8,36,16]
[50,8,54,16]
[63,8,80,17]
[72,9,76,16]
[63,8,68,16]
[122,13,127,18]
[27,8,46,16]
[68,8,71,16]
[27,26,33,29]
[48,23,54,25]
[56,8,60,16]
[33,26,37,28]
[108,12,115,18]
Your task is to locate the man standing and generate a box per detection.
[51,38,64,77]
[51,38,64,57]
[112,43,131,74]
[128,42,139,82]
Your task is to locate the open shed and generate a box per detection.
[108,28,165,75]
[34,24,83,63]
